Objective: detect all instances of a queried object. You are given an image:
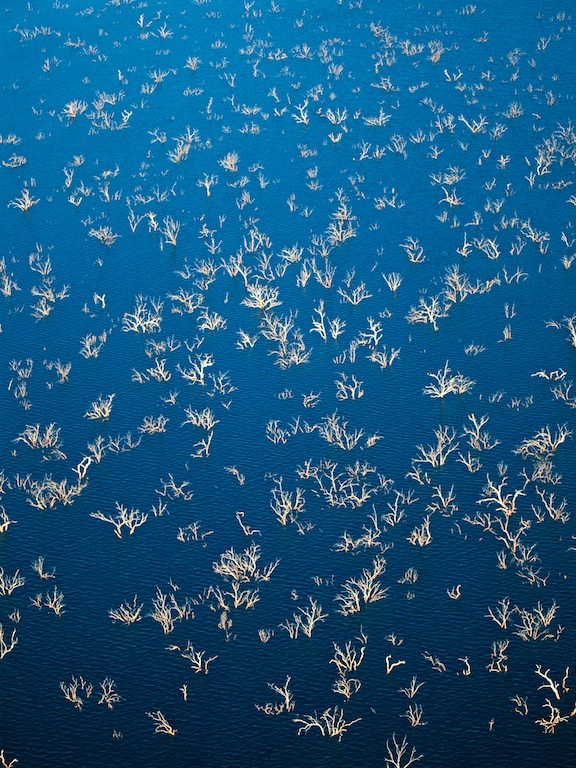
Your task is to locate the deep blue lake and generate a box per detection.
[0,0,575,766]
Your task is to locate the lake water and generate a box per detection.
[0,0,575,766]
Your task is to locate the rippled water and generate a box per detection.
[0,0,575,766]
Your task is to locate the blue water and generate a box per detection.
[0,0,575,766]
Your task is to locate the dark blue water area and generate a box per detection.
[0,0,576,766]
